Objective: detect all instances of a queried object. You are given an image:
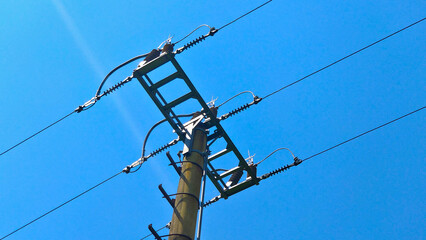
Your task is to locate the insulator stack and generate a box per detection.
[148,141,178,158]
[203,201,214,207]
[100,77,132,98]
[260,163,293,180]
[203,196,220,208]
[176,35,207,54]
[220,103,252,120]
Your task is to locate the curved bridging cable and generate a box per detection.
[128,113,196,174]
[141,113,195,159]
[94,53,149,100]
[217,91,256,108]
[256,147,296,165]
[174,24,212,45]
[157,36,174,49]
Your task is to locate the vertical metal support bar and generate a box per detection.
[196,154,208,240]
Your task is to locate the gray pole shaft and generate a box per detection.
[169,125,207,240]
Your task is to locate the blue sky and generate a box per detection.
[0,1,425,239]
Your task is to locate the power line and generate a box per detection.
[0,52,150,158]
[217,0,273,31]
[262,17,426,100]
[0,171,123,240]
[302,105,425,162]
[260,105,425,180]
[0,111,75,157]
[174,0,273,54]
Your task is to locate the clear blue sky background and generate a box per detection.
[0,1,425,239]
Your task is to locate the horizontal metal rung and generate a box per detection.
[163,92,194,110]
[208,148,231,162]
[150,72,181,90]
[206,130,222,142]
[219,165,243,179]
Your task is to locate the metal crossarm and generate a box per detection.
[133,52,259,198]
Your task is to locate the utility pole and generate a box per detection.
[169,122,207,239]
[133,48,259,239]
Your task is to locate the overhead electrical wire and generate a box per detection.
[204,105,425,207]
[216,17,425,121]
[0,171,123,240]
[1,2,423,237]
[0,52,149,158]
[0,111,76,157]
[260,105,425,180]
[301,105,425,162]
[217,0,272,31]
[262,17,426,100]
[174,0,272,54]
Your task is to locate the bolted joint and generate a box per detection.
[209,27,218,36]
[75,105,84,113]
[253,96,262,104]
[293,157,302,166]
[122,165,131,174]
[260,173,271,180]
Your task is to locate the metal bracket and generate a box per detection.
[148,224,162,240]
[158,184,175,209]
[166,151,182,176]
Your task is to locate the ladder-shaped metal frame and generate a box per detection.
[133,52,259,199]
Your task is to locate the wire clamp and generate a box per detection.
[75,97,96,113]
[293,156,302,166]
[122,157,146,174]
[253,96,262,104]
